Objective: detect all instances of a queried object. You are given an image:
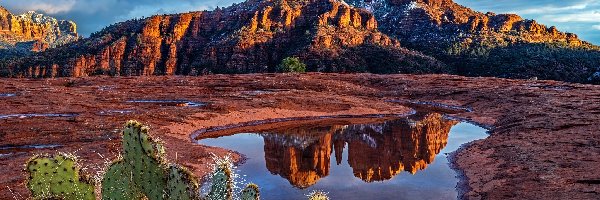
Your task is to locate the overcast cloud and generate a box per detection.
[1,0,599,44]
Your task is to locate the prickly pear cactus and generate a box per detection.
[25,153,95,200]
[167,165,200,200]
[102,120,199,200]
[207,162,233,200]
[241,183,260,200]
[307,191,329,200]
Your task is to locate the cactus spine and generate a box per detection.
[25,153,95,200]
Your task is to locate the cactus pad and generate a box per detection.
[241,183,260,200]
[25,153,95,200]
[125,122,167,200]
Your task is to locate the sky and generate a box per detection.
[1,0,599,44]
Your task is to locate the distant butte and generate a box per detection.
[0,6,78,57]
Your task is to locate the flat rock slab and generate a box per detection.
[0,73,599,199]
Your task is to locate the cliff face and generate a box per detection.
[0,6,78,56]
[260,113,457,186]
[5,0,444,78]
[346,0,600,82]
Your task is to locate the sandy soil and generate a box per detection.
[1,73,599,199]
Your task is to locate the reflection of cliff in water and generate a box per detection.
[260,113,457,188]
[343,113,456,182]
[263,126,339,188]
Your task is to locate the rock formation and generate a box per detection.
[2,0,600,83]
[2,0,444,78]
[0,6,78,58]
[347,0,585,46]
[346,0,600,82]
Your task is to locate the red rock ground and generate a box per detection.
[1,73,599,199]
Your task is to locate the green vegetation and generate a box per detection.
[302,45,449,74]
[25,120,333,200]
[277,57,306,73]
[25,153,96,200]
[447,42,600,83]
[167,165,201,200]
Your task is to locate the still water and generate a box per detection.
[196,112,488,200]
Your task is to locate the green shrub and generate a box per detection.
[277,57,306,73]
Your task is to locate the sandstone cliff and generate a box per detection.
[0,6,78,57]
[2,0,600,83]
[3,0,444,78]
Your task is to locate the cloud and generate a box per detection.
[541,11,600,22]
[1,0,241,36]
[3,0,77,14]
[593,25,600,30]
[515,1,590,14]
[115,2,212,22]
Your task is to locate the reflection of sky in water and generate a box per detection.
[126,100,205,107]
[0,144,62,158]
[0,93,16,97]
[0,113,77,119]
[198,122,488,200]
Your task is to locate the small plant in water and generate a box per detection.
[307,190,330,200]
